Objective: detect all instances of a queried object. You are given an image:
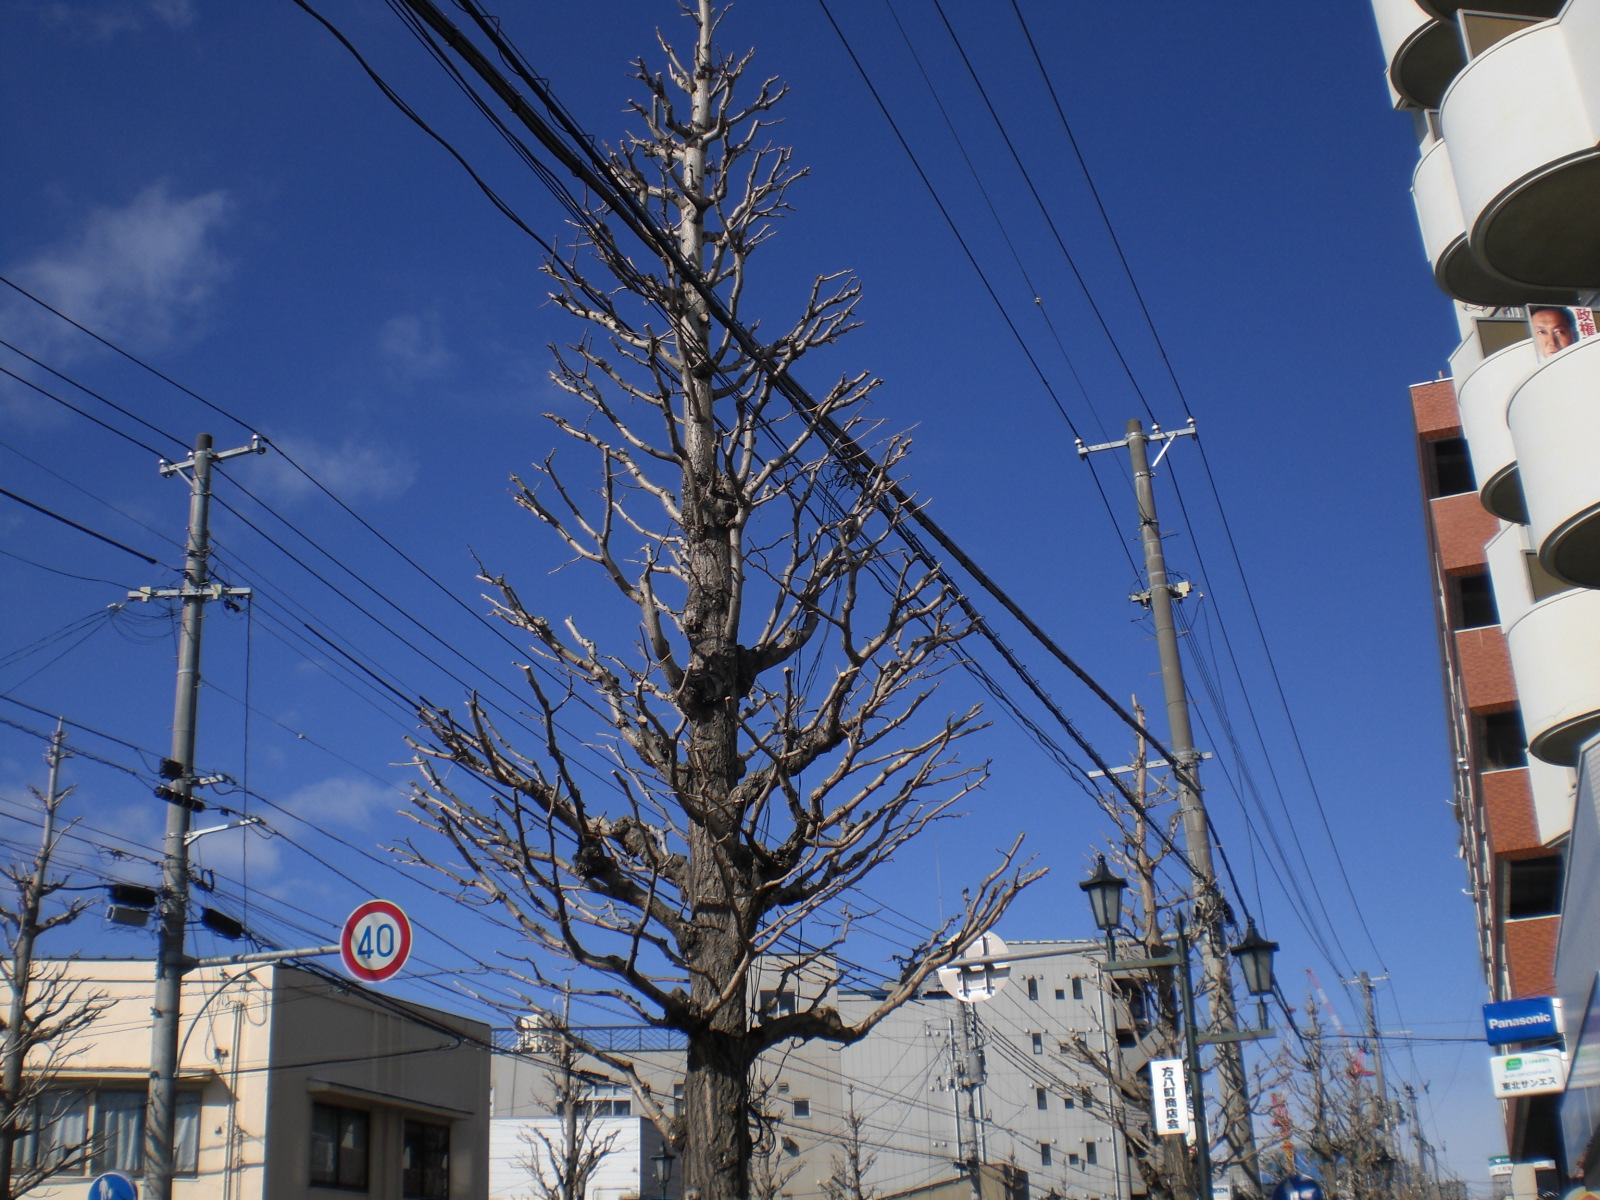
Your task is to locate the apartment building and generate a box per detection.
[490,942,1140,1200]
[8,960,491,1200]
[1369,0,1600,1177]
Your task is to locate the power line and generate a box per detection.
[0,485,161,565]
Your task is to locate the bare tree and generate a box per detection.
[1056,705,1189,1200]
[515,994,622,1200]
[1058,700,1275,1200]
[822,1098,877,1200]
[0,727,108,1200]
[1272,997,1397,1200]
[405,5,1038,1200]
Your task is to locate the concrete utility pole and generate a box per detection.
[1358,973,1391,1148]
[135,432,261,1200]
[951,1008,987,1200]
[1405,1083,1432,1200]
[1079,418,1259,1196]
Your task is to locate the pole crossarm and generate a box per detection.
[1075,419,1197,459]
[128,584,253,602]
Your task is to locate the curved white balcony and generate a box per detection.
[1457,338,1537,521]
[1507,334,1600,586]
[1441,15,1600,292]
[1417,0,1566,20]
[1374,0,1467,109]
[1506,587,1600,765]
[1412,139,1576,305]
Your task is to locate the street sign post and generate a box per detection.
[937,933,1011,1002]
[339,899,412,983]
[89,1173,138,1200]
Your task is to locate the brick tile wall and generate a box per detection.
[1456,626,1519,713]
[1505,914,1559,997]
[1432,492,1499,573]
[1411,378,1462,439]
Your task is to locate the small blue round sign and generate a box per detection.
[1271,1177,1324,1200]
[88,1172,138,1200]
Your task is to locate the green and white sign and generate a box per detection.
[1489,1049,1565,1097]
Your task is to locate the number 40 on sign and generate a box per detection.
[340,899,413,983]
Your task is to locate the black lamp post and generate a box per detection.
[651,1145,675,1200]
[1229,919,1279,1029]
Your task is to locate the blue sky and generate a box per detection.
[1,0,1498,1185]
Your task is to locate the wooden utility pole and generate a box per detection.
[1080,419,1259,1196]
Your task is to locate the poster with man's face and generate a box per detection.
[1527,306,1599,358]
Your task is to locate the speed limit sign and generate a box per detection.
[340,899,413,982]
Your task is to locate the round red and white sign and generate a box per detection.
[340,899,412,983]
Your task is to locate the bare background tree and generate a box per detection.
[822,1097,877,1200]
[1270,996,1400,1200]
[514,994,622,1200]
[406,5,1038,1200]
[0,727,107,1200]
[1057,704,1268,1200]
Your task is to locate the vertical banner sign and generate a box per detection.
[1150,1058,1192,1136]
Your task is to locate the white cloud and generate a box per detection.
[278,776,403,831]
[34,0,193,39]
[378,312,452,383]
[256,436,418,506]
[6,182,232,354]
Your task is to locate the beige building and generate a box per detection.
[491,942,1136,1200]
[11,960,490,1200]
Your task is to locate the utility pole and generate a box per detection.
[1080,418,1259,1197]
[134,432,261,1200]
[951,1009,986,1200]
[1405,1084,1431,1200]
[1358,973,1390,1142]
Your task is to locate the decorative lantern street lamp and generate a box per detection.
[651,1145,675,1200]
[1229,919,1279,1028]
[1079,855,1127,946]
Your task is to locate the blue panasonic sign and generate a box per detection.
[1483,996,1559,1044]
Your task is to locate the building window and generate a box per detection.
[403,1120,450,1200]
[1040,1142,1052,1167]
[33,1088,197,1178]
[1054,988,1065,1001]
[792,1099,811,1119]
[34,1090,87,1176]
[1027,977,1039,1002]
[1071,978,1083,1001]
[1036,1087,1048,1111]
[673,1083,685,1119]
[1031,1032,1043,1055]
[311,1103,370,1190]
[1506,855,1564,919]
[91,1091,145,1177]
[1085,1141,1098,1165]
[1476,710,1527,771]
[1068,1153,1080,1166]
[1449,571,1499,631]
[1063,1095,1075,1109]
[758,990,797,1017]
[1425,436,1476,498]
[781,1136,800,1157]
